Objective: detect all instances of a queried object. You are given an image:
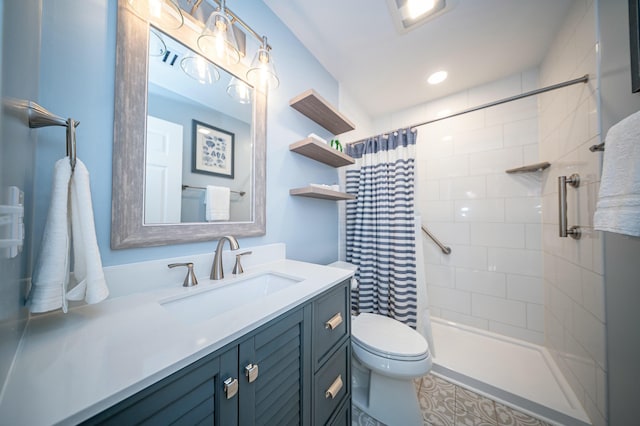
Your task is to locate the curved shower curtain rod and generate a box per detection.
[347,74,590,144]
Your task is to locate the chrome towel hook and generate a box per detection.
[27,101,80,171]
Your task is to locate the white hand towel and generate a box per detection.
[66,159,109,304]
[594,110,640,236]
[205,185,230,221]
[30,158,72,314]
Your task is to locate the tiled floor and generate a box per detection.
[352,373,552,426]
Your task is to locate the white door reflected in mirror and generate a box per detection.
[144,115,183,224]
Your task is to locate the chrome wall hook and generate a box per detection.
[27,101,80,171]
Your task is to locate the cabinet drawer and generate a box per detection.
[314,341,351,426]
[328,397,351,426]
[313,279,350,367]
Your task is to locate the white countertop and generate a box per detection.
[0,258,352,426]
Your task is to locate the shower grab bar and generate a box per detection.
[27,101,80,171]
[558,174,581,240]
[421,225,452,255]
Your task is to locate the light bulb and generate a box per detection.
[148,0,162,19]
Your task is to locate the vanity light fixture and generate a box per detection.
[189,0,280,93]
[128,0,184,30]
[180,55,221,84]
[197,0,241,65]
[246,36,279,90]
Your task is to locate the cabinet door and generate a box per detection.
[238,307,311,426]
[83,346,238,426]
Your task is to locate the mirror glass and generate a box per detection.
[111,1,266,249]
[145,28,253,224]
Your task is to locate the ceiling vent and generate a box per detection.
[386,0,458,34]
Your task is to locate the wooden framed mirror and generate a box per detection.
[111,0,266,248]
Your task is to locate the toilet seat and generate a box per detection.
[352,313,429,360]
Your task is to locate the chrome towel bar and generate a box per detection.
[181,184,246,196]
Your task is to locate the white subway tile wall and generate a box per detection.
[538,0,606,425]
[384,69,546,345]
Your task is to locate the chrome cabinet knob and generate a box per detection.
[223,377,238,399]
[245,363,259,383]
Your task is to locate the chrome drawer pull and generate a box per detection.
[325,312,343,330]
[223,377,238,399]
[245,363,259,383]
[325,375,343,399]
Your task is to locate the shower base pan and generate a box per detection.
[430,317,591,426]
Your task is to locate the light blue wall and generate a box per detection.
[0,0,41,392]
[35,0,344,268]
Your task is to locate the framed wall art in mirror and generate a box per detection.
[192,120,235,179]
[111,0,266,249]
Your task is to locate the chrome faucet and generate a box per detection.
[211,235,239,280]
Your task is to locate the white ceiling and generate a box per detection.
[263,0,573,118]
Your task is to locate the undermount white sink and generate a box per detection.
[160,272,303,324]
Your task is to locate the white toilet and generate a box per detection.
[351,312,432,426]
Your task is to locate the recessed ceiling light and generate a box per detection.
[428,70,448,85]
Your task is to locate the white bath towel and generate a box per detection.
[205,185,230,221]
[30,158,72,314]
[66,159,109,304]
[594,111,640,236]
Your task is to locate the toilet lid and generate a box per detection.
[352,313,429,359]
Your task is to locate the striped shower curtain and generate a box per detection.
[345,128,418,328]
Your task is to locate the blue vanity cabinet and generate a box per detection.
[83,345,239,425]
[82,279,351,425]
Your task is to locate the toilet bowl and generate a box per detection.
[351,312,432,426]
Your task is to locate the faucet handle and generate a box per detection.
[168,262,198,287]
[232,251,253,275]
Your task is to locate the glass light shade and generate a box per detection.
[226,76,252,104]
[149,28,167,57]
[180,55,220,85]
[197,11,241,65]
[246,47,279,91]
[127,0,183,30]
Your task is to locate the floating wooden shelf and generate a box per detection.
[289,89,356,135]
[505,161,551,174]
[290,186,356,201]
[289,138,355,168]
